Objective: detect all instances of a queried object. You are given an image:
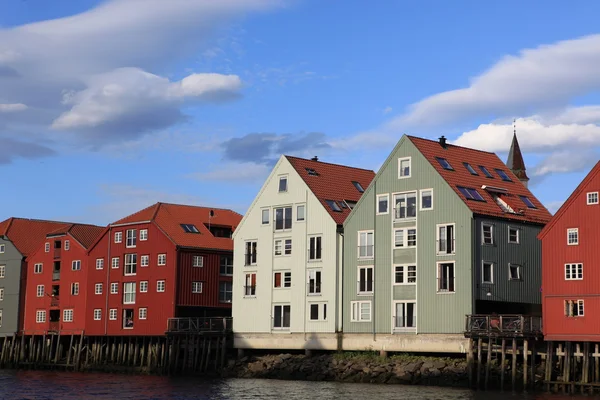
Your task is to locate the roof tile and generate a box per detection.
[0,218,73,256]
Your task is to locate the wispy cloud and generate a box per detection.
[0,137,55,164]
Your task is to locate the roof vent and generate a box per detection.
[439,136,447,148]
[311,156,319,161]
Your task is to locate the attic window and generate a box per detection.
[479,166,494,178]
[339,201,348,209]
[519,195,537,209]
[305,168,319,176]
[495,169,513,182]
[352,181,365,193]
[344,200,357,209]
[181,224,200,233]
[457,186,485,202]
[325,200,342,212]
[436,157,454,171]
[463,162,478,175]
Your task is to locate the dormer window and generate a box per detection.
[181,224,200,233]
[325,200,342,212]
[305,168,319,176]
[352,181,364,193]
[463,162,478,175]
[278,176,288,192]
[495,169,512,182]
[519,195,536,209]
[436,157,453,170]
[479,166,493,178]
[457,186,485,202]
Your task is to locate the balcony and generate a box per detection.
[357,245,374,259]
[394,316,417,331]
[167,317,233,333]
[50,297,59,307]
[244,285,256,297]
[48,321,60,333]
[52,271,60,281]
[244,253,257,266]
[465,314,543,338]
[53,248,61,259]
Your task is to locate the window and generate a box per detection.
[0,265,4,278]
[114,232,122,243]
[358,231,374,258]
[110,282,118,294]
[398,157,411,178]
[305,167,319,176]
[192,281,203,293]
[394,227,416,248]
[112,257,120,269]
[245,241,257,265]
[482,262,493,284]
[274,271,292,288]
[358,266,374,294]
[244,273,256,296]
[0,288,3,301]
[37,285,44,297]
[126,229,137,248]
[0,244,3,253]
[482,223,494,245]
[140,281,148,293]
[394,265,416,284]
[508,264,521,280]
[34,263,43,274]
[565,263,583,280]
[261,209,270,225]
[351,301,371,322]
[156,280,165,293]
[457,186,485,201]
[308,269,322,295]
[437,262,455,293]
[344,200,357,209]
[309,236,322,261]
[420,189,433,210]
[436,157,454,170]
[377,194,389,215]
[137,229,147,242]
[124,254,137,275]
[587,192,599,205]
[64,240,70,251]
[394,302,416,329]
[567,228,579,245]
[121,282,136,304]
[139,308,147,320]
[479,165,493,178]
[325,200,342,212]
[71,260,81,271]
[141,255,149,267]
[193,255,204,267]
[219,282,232,303]
[274,239,291,256]
[220,255,233,276]
[278,176,288,192]
[437,224,455,254]
[274,207,292,230]
[393,192,417,220]
[273,304,291,329]
[36,310,46,323]
[109,309,117,320]
[158,254,166,266]
[44,242,50,252]
[297,205,305,221]
[93,309,102,321]
[309,303,327,321]
[463,162,478,175]
[495,169,512,182]
[96,258,104,270]
[63,309,73,322]
[284,239,292,255]
[352,181,364,193]
[181,224,200,233]
[519,195,536,209]
[508,227,520,244]
[565,300,585,317]
[95,283,102,295]
[71,282,79,295]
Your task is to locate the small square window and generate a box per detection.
[114,232,122,243]
[565,263,583,280]
[398,157,411,178]
[297,205,305,221]
[192,281,203,293]
[261,209,269,224]
[157,280,166,292]
[567,228,579,245]
[587,192,599,205]
[140,281,148,293]
[376,194,389,215]
[508,227,519,244]
[158,254,166,266]
[95,283,103,294]
[110,282,118,294]
[112,257,120,269]
[279,176,288,192]
[420,189,433,210]
[140,229,148,241]
[141,255,149,267]
[139,308,147,320]
[63,309,73,322]
[34,263,43,274]
[193,256,204,267]
[508,264,521,280]
[71,260,81,271]
[109,309,117,320]
[93,309,102,321]
[96,258,104,270]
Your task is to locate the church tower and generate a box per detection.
[506,120,529,188]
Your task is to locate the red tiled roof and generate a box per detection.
[408,136,552,224]
[0,218,72,256]
[110,203,242,251]
[47,224,105,249]
[285,156,376,225]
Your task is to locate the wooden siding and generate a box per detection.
[176,250,232,309]
[0,239,24,337]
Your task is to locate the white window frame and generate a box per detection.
[45,242,50,253]
[393,227,417,248]
[357,230,374,259]
[244,273,256,297]
[140,281,148,293]
[109,309,117,320]
[261,209,270,225]
[110,282,118,294]
[565,263,583,280]
[393,191,417,221]
[278,175,288,193]
[96,258,104,270]
[357,266,374,295]
[71,260,81,271]
[420,188,433,211]
[436,223,455,254]
[157,280,166,292]
[272,304,291,330]
[193,255,204,267]
[64,240,70,251]
[398,157,411,179]
[63,309,73,322]
[34,263,43,274]
[158,254,166,266]
[508,226,520,244]
[587,192,599,205]
[508,263,522,281]
[124,254,137,276]
[192,281,203,293]
[0,265,4,278]
[350,301,371,322]
[481,261,494,284]
[36,310,46,323]
[273,206,292,231]
[111,257,119,269]
[567,228,579,245]
[139,308,147,320]
[123,282,136,304]
[296,204,305,222]
[308,235,322,261]
[565,299,585,317]
[376,193,389,215]
[436,261,456,294]
[140,229,148,241]
[307,269,322,295]
[0,244,4,254]
[393,300,417,331]
[0,288,3,301]
[114,232,122,243]
[95,283,103,295]
[71,282,79,296]
[482,223,494,245]
[126,229,137,248]
[308,302,327,322]
[141,255,149,267]
[93,309,102,321]
[37,285,44,297]
[393,265,416,285]
[273,271,292,289]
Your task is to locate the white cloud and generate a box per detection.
[531,151,599,177]
[189,162,271,183]
[0,103,27,112]
[545,200,565,215]
[383,106,393,115]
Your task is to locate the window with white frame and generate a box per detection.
[358,266,374,294]
[567,228,579,245]
[482,223,494,245]
[64,240,70,251]
[0,288,4,301]
[0,265,4,278]
[0,244,4,253]
[141,255,149,267]
[273,271,291,288]
[112,257,120,269]
[63,309,73,322]
[437,224,455,254]
[220,255,233,276]
[245,241,257,266]
[358,231,374,258]
[394,265,416,284]
[124,254,137,275]
[192,281,203,293]
[565,299,584,317]
[437,262,455,292]
[244,273,256,296]
[114,232,122,243]
[508,227,520,244]
[309,236,322,261]
[394,228,416,248]
[37,285,44,297]
[394,301,416,329]
[157,280,165,292]
[308,269,322,295]
[109,309,117,320]
[110,282,118,294]
[126,229,137,248]
[398,157,411,178]
[273,304,291,329]
[93,309,102,321]
[261,209,270,225]
[508,264,521,280]
[482,262,493,284]
[297,205,305,221]
[219,282,232,302]
[393,192,417,220]
[123,282,136,304]
[140,229,148,241]
[274,207,292,231]
[309,303,327,321]
[278,175,288,192]
[45,242,50,252]
[377,194,389,215]
[139,308,147,320]
[71,282,79,295]
[140,281,148,293]
[587,192,599,205]
[71,260,81,271]
[36,310,46,323]
[34,263,43,274]
[193,255,204,267]
[420,189,433,210]
[565,263,583,280]
[351,301,371,322]
[158,254,166,266]
[95,283,102,294]
[0,310,3,327]
[96,258,104,270]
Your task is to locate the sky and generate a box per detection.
[1,0,600,225]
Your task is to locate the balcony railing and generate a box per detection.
[52,271,60,281]
[48,321,59,332]
[53,248,61,259]
[244,253,257,266]
[465,314,542,338]
[50,297,59,307]
[244,285,256,296]
[394,316,417,329]
[167,317,233,333]
[358,245,374,258]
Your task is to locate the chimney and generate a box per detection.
[439,136,447,148]
[311,156,319,161]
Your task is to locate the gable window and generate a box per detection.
[479,166,493,178]
[193,256,204,267]
[0,265,4,278]
[181,224,199,233]
[71,282,79,295]
[437,224,455,254]
[244,273,256,296]
[519,195,536,209]
[71,260,81,271]
[64,240,70,251]
[436,157,454,170]
[261,209,270,225]
[273,304,291,329]
[158,254,166,266]
[482,223,494,245]
[112,257,120,269]
[126,229,137,248]
[463,162,478,175]
[309,236,322,261]
[394,227,416,248]
[110,282,118,294]
[0,244,3,253]
[394,301,416,329]
[245,241,257,265]
[192,281,203,294]
[325,200,342,212]
[508,227,520,244]
[377,194,389,215]
[95,283,102,295]
[123,282,136,304]
[34,263,43,274]
[124,254,137,275]
[458,186,485,201]
[394,265,416,284]
[398,157,411,178]
[482,262,493,284]
[352,181,364,193]
[495,169,512,182]
[274,239,292,256]
[565,263,583,280]
[141,255,149,267]
[274,271,292,288]
[220,255,233,275]
[140,229,148,241]
[278,176,288,192]
[274,207,292,230]
[36,310,46,323]
[114,232,122,243]
[567,228,579,245]
[394,192,417,220]
[140,281,148,293]
[358,231,374,258]
[36,285,45,297]
[351,301,371,322]
[420,189,433,210]
[45,242,50,252]
[565,300,584,317]
[309,303,327,321]
[508,264,522,280]
[437,262,455,293]
[96,258,104,270]
[308,270,322,295]
[296,205,305,221]
[357,266,374,294]
[219,282,232,303]
[587,192,599,205]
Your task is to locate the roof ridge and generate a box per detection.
[284,155,375,173]
[407,135,497,155]
[5,217,72,225]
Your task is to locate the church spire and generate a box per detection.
[506,119,529,187]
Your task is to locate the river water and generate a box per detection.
[0,370,595,400]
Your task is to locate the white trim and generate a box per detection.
[261,208,270,225]
[63,309,73,322]
[393,264,417,285]
[273,270,292,289]
[586,191,599,205]
[357,265,374,295]
[350,300,372,322]
[357,230,374,259]
[308,302,328,322]
[392,300,417,332]
[419,188,433,211]
[0,244,4,254]
[64,240,70,251]
[481,223,494,245]
[567,228,579,246]
[435,223,455,255]
[140,229,148,241]
[481,261,494,284]
[278,174,289,193]
[376,193,390,215]
[392,191,417,221]
[272,303,291,330]
[110,220,151,228]
[436,261,456,294]
[157,280,166,292]
[125,229,137,248]
[393,227,417,248]
[508,226,520,244]
[508,263,522,280]
[114,231,122,243]
[397,156,411,179]
[296,204,306,222]
[139,308,148,320]
[109,309,117,320]
[307,268,322,296]
[564,263,583,280]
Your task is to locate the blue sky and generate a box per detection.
[1,0,600,225]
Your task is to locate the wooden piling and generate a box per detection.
[466,338,474,388]
[485,337,492,390]
[564,342,571,393]
[544,341,553,391]
[583,342,590,394]
[476,338,482,389]
[500,339,506,391]
[511,339,517,390]
[523,339,529,389]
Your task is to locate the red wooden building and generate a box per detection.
[23,224,104,334]
[539,161,600,341]
[86,203,241,336]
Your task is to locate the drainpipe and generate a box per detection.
[372,180,376,341]
[104,226,112,335]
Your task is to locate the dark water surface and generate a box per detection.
[0,370,595,400]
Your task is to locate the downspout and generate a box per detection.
[373,180,376,341]
[337,231,344,333]
[104,226,112,335]
[302,189,308,340]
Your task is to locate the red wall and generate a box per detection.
[542,173,600,341]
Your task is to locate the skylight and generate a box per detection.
[463,162,478,175]
[479,166,493,178]
[344,200,357,209]
[181,224,200,233]
[352,181,365,193]
[339,201,348,209]
[305,168,319,176]
[436,157,454,170]
[495,169,513,182]
[457,186,485,202]
[325,200,342,212]
[519,195,537,209]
